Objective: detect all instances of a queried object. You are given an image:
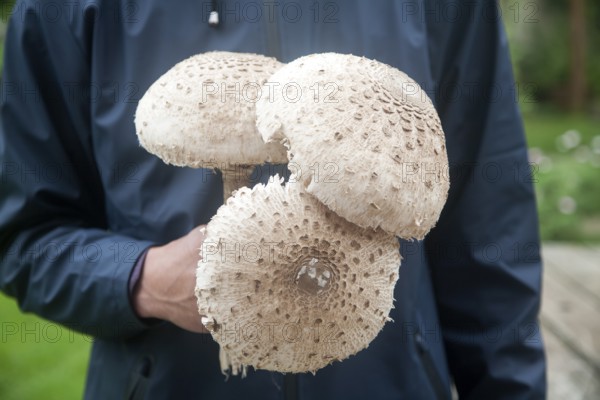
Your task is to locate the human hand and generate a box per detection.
[133,225,208,333]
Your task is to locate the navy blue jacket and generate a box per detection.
[0,1,546,398]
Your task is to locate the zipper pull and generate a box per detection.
[209,10,219,27]
[209,0,219,27]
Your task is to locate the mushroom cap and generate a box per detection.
[135,51,288,168]
[256,53,450,239]
[196,176,400,375]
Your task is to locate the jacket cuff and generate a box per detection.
[128,247,149,295]
[111,240,161,337]
[125,245,165,329]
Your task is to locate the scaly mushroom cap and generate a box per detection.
[196,176,400,375]
[135,51,287,168]
[256,53,450,239]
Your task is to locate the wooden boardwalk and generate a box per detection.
[542,243,600,400]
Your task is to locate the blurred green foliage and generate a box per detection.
[534,158,600,241]
[1,0,15,17]
[501,0,600,111]
[524,111,600,242]
[0,0,14,73]
[524,111,599,152]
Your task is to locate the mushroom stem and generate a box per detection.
[221,165,255,202]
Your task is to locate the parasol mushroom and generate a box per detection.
[256,53,449,240]
[196,176,401,376]
[135,51,288,201]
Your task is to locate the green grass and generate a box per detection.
[523,111,600,153]
[0,293,90,400]
[523,111,600,242]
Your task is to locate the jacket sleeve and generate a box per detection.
[424,1,546,398]
[0,1,155,339]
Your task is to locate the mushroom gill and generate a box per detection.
[195,176,401,375]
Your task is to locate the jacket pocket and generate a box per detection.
[415,329,450,400]
[125,356,153,400]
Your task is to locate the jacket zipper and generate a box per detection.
[264,0,282,60]
[283,373,298,400]
[415,331,449,400]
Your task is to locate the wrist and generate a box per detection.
[133,245,168,320]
